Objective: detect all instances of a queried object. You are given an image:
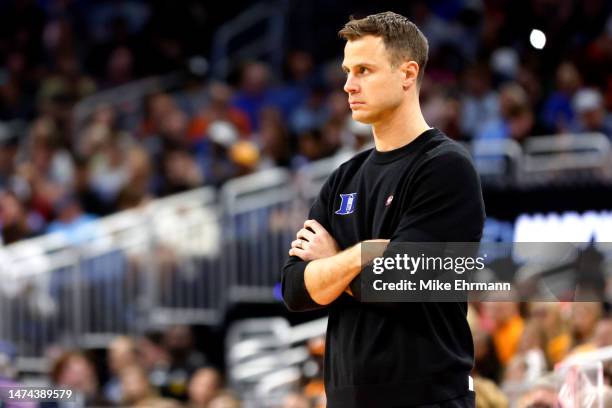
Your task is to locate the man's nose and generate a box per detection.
[344,75,359,94]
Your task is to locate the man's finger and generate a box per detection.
[296,228,315,242]
[304,219,325,234]
[289,247,307,260]
[291,239,305,249]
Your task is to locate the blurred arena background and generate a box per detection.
[0,0,612,407]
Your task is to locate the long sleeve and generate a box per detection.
[281,172,336,312]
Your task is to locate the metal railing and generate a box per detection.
[71,72,182,144]
[1,133,612,373]
[210,1,288,80]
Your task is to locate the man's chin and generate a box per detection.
[351,111,374,124]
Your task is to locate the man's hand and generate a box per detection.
[289,219,339,261]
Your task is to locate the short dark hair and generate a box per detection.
[338,11,429,85]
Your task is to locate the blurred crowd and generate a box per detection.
[1,325,241,408]
[1,0,611,246]
[2,302,612,407]
[469,300,612,407]
[0,323,327,408]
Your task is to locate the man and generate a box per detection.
[282,11,485,408]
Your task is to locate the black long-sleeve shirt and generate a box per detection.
[282,128,485,407]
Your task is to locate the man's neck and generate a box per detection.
[372,96,430,152]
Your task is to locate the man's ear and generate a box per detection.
[400,61,419,90]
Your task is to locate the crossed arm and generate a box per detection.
[288,220,388,306]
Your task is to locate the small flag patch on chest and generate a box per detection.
[385,195,394,207]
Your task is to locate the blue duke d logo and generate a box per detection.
[335,193,357,215]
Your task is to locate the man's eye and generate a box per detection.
[359,67,368,74]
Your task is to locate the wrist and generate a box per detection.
[347,243,362,274]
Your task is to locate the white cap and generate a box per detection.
[208,121,238,148]
[573,88,603,113]
[490,47,519,78]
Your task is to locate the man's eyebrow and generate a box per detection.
[341,62,376,71]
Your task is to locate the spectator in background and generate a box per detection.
[159,108,190,149]
[187,367,222,408]
[572,88,612,138]
[482,301,525,367]
[163,325,208,401]
[231,62,273,131]
[0,190,40,245]
[289,84,329,135]
[325,90,351,126]
[0,123,19,188]
[502,321,548,393]
[200,121,240,187]
[471,318,502,384]
[0,341,37,408]
[257,107,291,169]
[159,147,204,196]
[103,336,139,404]
[188,81,251,141]
[51,351,108,406]
[291,129,325,169]
[541,62,582,133]
[477,83,534,142]
[88,128,132,208]
[139,93,178,152]
[460,64,499,139]
[117,146,154,210]
[77,104,120,157]
[46,192,98,245]
[138,331,172,393]
[267,50,316,119]
[104,46,135,88]
[528,302,571,366]
[422,88,464,140]
[569,302,603,354]
[120,365,177,407]
[0,341,17,381]
[0,51,37,121]
[319,119,343,158]
[37,52,96,122]
[27,117,71,179]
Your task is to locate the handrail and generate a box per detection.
[210,1,287,79]
[71,72,181,142]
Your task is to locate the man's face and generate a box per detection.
[342,36,406,124]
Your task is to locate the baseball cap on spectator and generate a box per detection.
[490,47,519,80]
[208,121,238,148]
[573,89,603,113]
